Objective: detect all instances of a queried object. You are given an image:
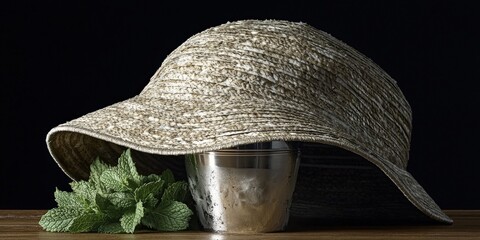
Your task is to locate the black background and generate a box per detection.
[1,1,479,210]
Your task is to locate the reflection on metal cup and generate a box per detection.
[185,141,300,233]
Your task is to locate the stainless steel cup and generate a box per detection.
[185,141,300,233]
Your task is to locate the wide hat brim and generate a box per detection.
[46,19,452,225]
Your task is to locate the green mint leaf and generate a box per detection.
[69,180,95,204]
[142,201,193,231]
[120,201,144,233]
[162,181,189,202]
[39,207,83,232]
[95,194,123,220]
[54,188,83,209]
[143,193,159,210]
[89,157,110,192]
[100,168,130,192]
[106,192,136,209]
[69,212,106,233]
[94,193,111,211]
[134,179,165,203]
[98,222,125,233]
[117,149,141,184]
[127,178,142,190]
[161,169,175,185]
[142,174,161,184]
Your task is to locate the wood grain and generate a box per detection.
[1,210,479,240]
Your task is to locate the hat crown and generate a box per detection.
[142,20,412,169]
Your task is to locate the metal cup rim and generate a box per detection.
[189,149,298,157]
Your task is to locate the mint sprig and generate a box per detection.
[39,149,193,233]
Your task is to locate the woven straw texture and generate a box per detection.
[47,19,452,224]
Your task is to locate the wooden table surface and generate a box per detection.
[1,210,479,240]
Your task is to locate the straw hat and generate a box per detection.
[46,19,452,224]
